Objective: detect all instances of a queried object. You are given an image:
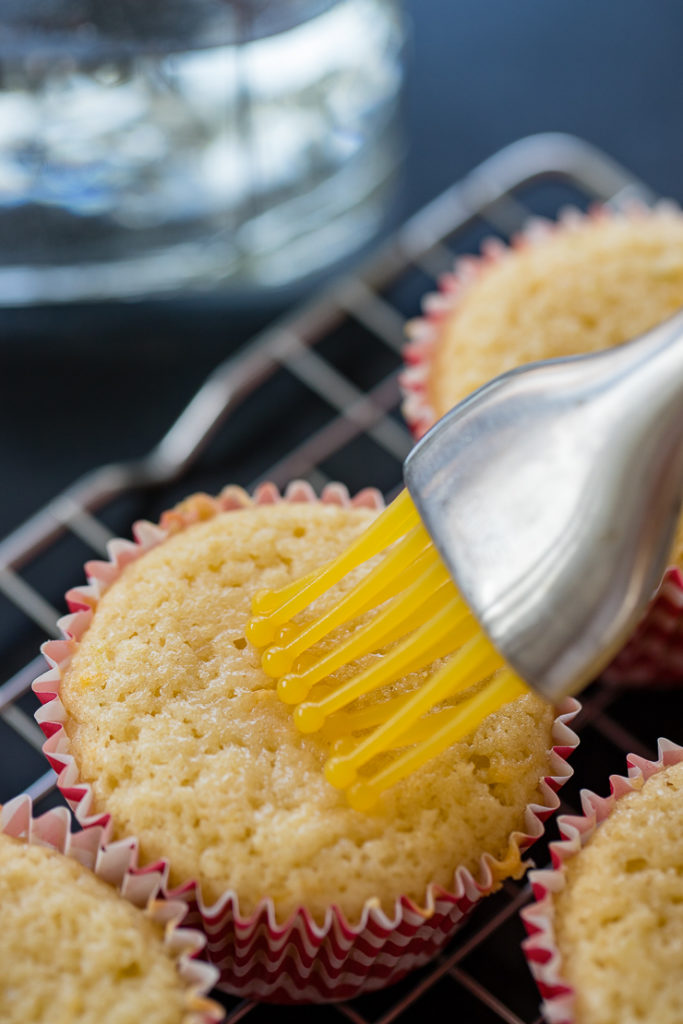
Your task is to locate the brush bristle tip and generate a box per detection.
[261,646,293,677]
[295,703,325,733]
[245,616,276,647]
[277,675,309,704]
[346,782,378,812]
[325,757,357,789]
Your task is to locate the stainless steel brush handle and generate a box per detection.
[405,309,683,702]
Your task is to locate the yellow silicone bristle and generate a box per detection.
[306,613,480,743]
[291,591,470,727]
[250,489,419,622]
[316,691,418,741]
[323,632,505,788]
[346,672,530,812]
[261,525,439,680]
[275,558,455,701]
[246,488,538,811]
[318,688,477,745]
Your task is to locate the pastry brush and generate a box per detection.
[247,309,683,810]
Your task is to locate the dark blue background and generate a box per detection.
[404,0,683,206]
[1,0,682,537]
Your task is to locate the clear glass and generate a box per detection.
[0,0,405,303]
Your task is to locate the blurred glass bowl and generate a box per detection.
[0,0,405,304]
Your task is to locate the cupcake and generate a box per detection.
[522,739,683,1024]
[402,204,683,441]
[34,481,579,1002]
[0,795,221,1024]
[402,203,683,683]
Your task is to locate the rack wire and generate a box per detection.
[1,132,679,1023]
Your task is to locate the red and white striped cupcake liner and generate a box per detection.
[0,794,223,1023]
[33,481,580,1003]
[400,202,683,687]
[520,738,683,1024]
[602,567,683,685]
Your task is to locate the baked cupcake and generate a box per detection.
[402,203,683,441]
[0,795,221,1024]
[402,203,683,684]
[522,739,683,1024]
[34,482,579,1002]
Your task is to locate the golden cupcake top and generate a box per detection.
[60,498,555,924]
[554,759,683,1024]
[0,832,194,1024]
[423,207,683,419]
[405,205,683,562]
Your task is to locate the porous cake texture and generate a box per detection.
[0,832,190,1024]
[554,760,683,1024]
[427,209,683,415]
[60,500,555,924]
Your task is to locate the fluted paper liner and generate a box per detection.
[0,794,223,1023]
[401,201,683,687]
[521,738,683,1024]
[33,480,580,1002]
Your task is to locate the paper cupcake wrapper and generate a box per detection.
[0,794,223,1024]
[601,566,683,685]
[33,480,580,1003]
[520,737,683,1024]
[400,201,683,688]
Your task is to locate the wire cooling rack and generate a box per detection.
[1,132,680,1023]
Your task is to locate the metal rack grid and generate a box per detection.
[1,132,679,1023]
